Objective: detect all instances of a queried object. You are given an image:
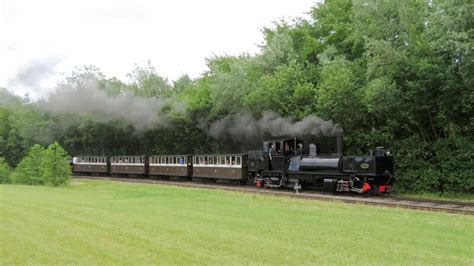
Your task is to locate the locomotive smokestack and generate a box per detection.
[336,135,343,155]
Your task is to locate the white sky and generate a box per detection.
[1,0,318,99]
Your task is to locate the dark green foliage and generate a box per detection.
[393,136,474,194]
[0,157,11,184]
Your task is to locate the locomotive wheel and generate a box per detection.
[247,174,255,184]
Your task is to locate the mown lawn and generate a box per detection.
[0,180,473,265]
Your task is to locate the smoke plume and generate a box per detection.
[41,79,173,130]
[200,111,343,143]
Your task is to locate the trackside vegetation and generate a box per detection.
[0,158,11,184]
[0,0,472,195]
[0,179,473,264]
[9,142,71,186]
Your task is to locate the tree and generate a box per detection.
[11,144,46,185]
[41,142,71,186]
[127,62,172,98]
[0,157,11,184]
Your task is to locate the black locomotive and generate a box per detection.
[73,136,395,194]
[248,136,394,194]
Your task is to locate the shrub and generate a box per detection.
[11,144,46,185]
[11,142,72,186]
[393,136,474,194]
[41,142,72,186]
[0,157,11,184]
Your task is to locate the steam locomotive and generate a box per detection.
[73,136,395,194]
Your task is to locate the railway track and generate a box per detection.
[75,176,474,215]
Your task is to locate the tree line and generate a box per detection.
[0,0,472,194]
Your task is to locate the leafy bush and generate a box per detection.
[11,144,46,185]
[41,142,72,186]
[0,157,11,183]
[393,136,474,194]
[11,142,71,186]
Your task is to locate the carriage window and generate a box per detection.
[236,157,241,165]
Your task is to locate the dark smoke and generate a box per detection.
[200,111,343,143]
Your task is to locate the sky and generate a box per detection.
[1,0,318,99]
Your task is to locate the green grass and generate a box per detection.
[394,191,474,201]
[1,180,473,265]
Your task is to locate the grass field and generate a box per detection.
[1,180,473,265]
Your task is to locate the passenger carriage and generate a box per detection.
[192,154,248,181]
[73,156,109,174]
[149,155,192,177]
[110,156,147,175]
